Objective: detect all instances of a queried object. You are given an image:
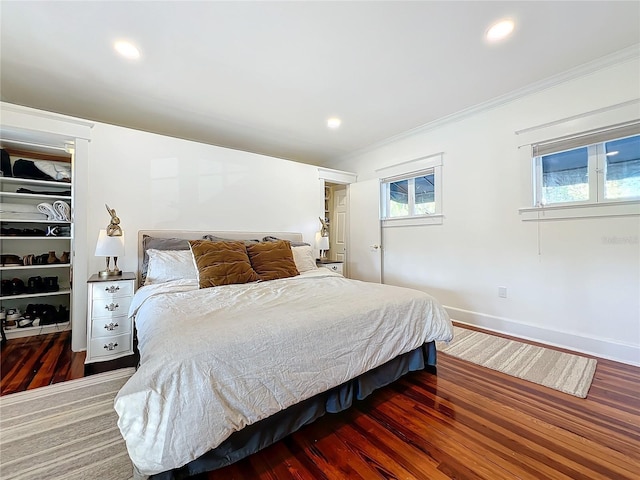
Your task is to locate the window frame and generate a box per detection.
[378,153,443,227]
[519,120,640,221]
[533,135,639,207]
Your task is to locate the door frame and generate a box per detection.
[318,168,357,277]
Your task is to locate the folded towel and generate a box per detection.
[0,203,41,214]
[53,201,70,221]
[37,203,58,220]
[0,212,47,220]
[1,203,46,220]
[17,187,71,196]
[34,160,71,181]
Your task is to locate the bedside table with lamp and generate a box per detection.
[85,205,138,372]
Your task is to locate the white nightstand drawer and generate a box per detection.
[91,315,132,339]
[86,272,136,364]
[91,280,134,299]
[89,333,132,359]
[321,263,343,275]
[91,296,132,319]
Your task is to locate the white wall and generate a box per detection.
[331,57,640,365]
[85,123,322,278]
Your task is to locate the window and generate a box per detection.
[378,153,443,226]
[604,135,640,200]
[384,173,436,217]
[533,124,640,207]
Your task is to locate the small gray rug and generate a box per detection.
[438,326,597,398]
[0,368,135,480]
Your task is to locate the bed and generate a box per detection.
[115,230,453,480]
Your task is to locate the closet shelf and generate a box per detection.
[0,263,71,271]
[0,236,71,240]
[0,219,71,224]
[0,192,71,201]
[4,321,70,339]
[0,177,71,188]
[1,289,71,300]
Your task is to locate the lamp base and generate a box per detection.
[98,268,122,278]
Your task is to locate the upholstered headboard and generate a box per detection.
[137,230,304,285]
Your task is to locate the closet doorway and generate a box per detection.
[324,182,348,269]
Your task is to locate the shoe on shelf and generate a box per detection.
[1,279,12,296]
[28,276,44,294]
[43,276,59,292]
[17,318,34,328]
[24,304,38,320]
[57,305,69,323]
[6,309,22,328]
[39,304,58,325]
[1,254,22,266]
[11,278,26,295]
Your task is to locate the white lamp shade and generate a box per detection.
[95,229,125,256]
[315,232,329,250]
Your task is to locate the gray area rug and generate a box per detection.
[0,368,135,480]
[438,326,597,398]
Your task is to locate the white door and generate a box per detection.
[331,186,347,264]
[347,179,382,283]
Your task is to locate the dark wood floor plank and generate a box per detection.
[372,388,557,480]
[390,379,577,480]
[284,424,368,480]
[436,358,640,458]
[1,331,84,395]
[340,411,452,480]
[307,410,429,480]
[399,371,638,480]
[300,420,386,480]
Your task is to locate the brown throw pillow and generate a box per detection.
[246,240,299,281]
[189,240,259,288]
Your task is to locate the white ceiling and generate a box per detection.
[1,1,639,166]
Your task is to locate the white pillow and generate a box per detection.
[145,249,197,285]
[291,245,318,273]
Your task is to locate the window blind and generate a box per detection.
[532,121,640,156]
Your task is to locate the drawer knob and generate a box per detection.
[104,303,119,311]
[105,285,120,293]
[104,322,119,331]
[103,342,119,351]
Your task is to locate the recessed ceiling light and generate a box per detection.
[327,117,342,129]
[114,40,140,60]
[486,19,515,42]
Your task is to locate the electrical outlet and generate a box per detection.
[498,286,507,298]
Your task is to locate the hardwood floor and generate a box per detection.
[1,328,639,479]
[1,331,85,395]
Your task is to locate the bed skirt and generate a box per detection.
[149,341,437,480]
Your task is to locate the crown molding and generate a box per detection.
[336,44,640,164]
[1,102,95,128]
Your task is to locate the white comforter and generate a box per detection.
[115,269,452,476]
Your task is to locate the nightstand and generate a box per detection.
[85,272,136,364]
[316,260,344,276]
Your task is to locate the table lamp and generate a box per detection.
[315,232,330,261]
[95,229,125,277]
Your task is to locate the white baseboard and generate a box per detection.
[444,306,640,367]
